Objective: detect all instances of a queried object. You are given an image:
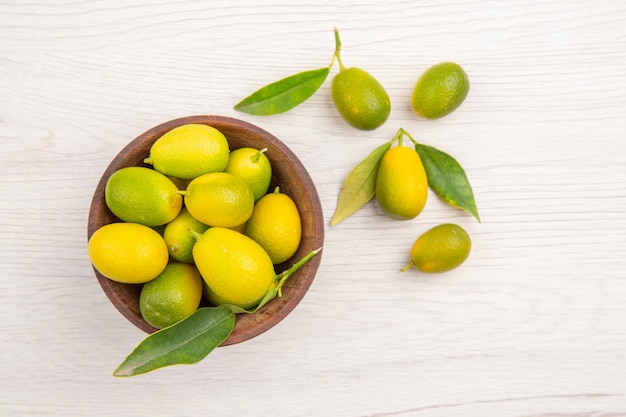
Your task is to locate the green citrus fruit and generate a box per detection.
[375,146,428,220]
[193,227,275,310]
[144,124,230,179]
[332,67,391,130]
[224,147,272,201]
[405,223,471,273]
[181,172,254,228]
[245,187,301,264]
[88,222,169,284]
[411,62,469,119]
[163,207,209,263]
[104,166,182,227]
[139,262,203,329]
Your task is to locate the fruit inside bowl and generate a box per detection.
[87,115,324,346]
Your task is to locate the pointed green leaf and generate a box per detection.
[234,67,330,115]
[414,143,481,222]
[330,142,392,225]
[113,307,235,377]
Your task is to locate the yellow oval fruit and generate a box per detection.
[192,227,275,310]
[411,62,470,120]
[245,187,302,264]
[224,147,272,201]
[182,172,254,228]
[105,166,182,227]
[139,262,203,329]
[88,222,169,284]
[405,223,471,273]
[144,124,230,179]
[332,67,391,130]
[163,207,209,263]
[375,146,428,220]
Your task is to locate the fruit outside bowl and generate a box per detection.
[87,115,325,346]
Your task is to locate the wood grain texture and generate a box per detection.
[1,0,625,416]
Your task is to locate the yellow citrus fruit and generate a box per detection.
[224,147,272,201]
[181,172,254,228]
[245,187,302,264]
[87,222,169,284]
[405,223,471,273]
[139,262,203,329]
[411,62,470,120]
[104,166,182,227]
[144,124,230,179]
[193,227,275,310]
[375,146,428,220]
[163,207,209,263]
[332,67,390,130]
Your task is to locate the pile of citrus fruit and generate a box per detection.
[88,123,303,329]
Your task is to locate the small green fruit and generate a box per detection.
[224,147,272,202]
[163,207,209,264]
[404,224,472,273]
[180,172,254,228]
[139,262,204,329]
[104,166,182,227]
[144,124,230,179]
[332,67,391,131]
[411,62,469,120]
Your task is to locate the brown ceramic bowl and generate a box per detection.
[87,115,324,345]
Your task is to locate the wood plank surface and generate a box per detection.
[1,1,625,416]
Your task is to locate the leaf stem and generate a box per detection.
[399,128,418,145]
[388,128,421,148]
[332,27,347,71]
[251,148,267,163]
[187,228,202,241]
[275,247,322,297]
[400,262,413,272]
[389,128,406,147]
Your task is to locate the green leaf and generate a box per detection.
[414,143,481,222]
[234,67,330,115]
[113,307,235,377]
[330,142,392,225]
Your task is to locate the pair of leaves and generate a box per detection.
[113,248,322,377]
[331,131,480,225]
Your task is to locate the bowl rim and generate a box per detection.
[87,115,325,345]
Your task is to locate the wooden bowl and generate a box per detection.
[87,115,324,345]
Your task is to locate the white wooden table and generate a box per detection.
[1,1,625,416]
